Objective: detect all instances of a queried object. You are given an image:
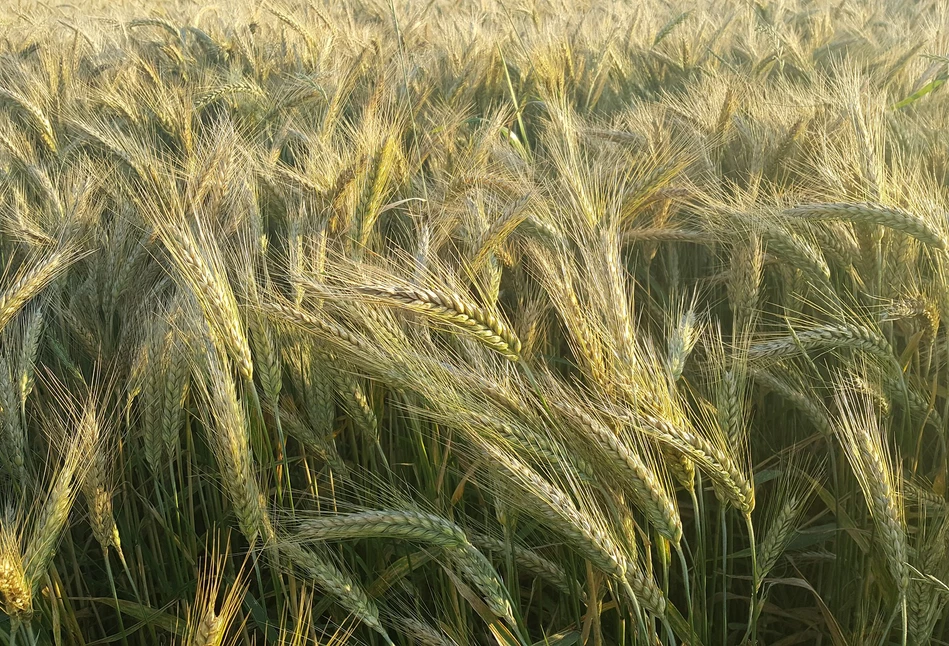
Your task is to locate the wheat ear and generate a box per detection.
[785,202,945,249]
[359,285,521,360]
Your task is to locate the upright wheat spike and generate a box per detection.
[161,330,191,458]
[0,513,30,620]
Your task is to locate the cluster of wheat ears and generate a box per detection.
[0,0,948,644]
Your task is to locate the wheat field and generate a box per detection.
[0,0,948,643]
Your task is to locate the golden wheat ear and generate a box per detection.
[833,378,909,595]
[181,535,249,646]
[0,509,31,621]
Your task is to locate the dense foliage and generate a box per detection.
[1,0,949,644]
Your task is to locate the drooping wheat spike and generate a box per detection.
[195,81,266,111]
[196,341,272,544]
[881,372,943,430]
[663,448,696,493]
[279,541,389,641]
[748,323,893,363]
[390,614,460,646]
[904,479,948,517]
[359,285,520,360]
[477,436,665,614]
[298,509,513,623]
[343,300,410,353]
[752,368,833,437]
[555,400,682,544]
[469,532,575,595]
[760,224,831,283]
[806,221,860,269]
[466,408,596,483]
[785,202,946,249]
[152,217,253,380]
[279,400,347,475]
[262,297,368,355]
[528,243,608,385]
[0,87,57,154]
[619,340,755,514]
[472,195,531,272]
[334,368,380,447]
[0,246,82,335]
[621,228,709,244]
[632,409,755,515]
[834,386,909,594]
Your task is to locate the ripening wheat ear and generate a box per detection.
[474,433,665,615]
[0,510,30,620]
[784,202,946,250]
[727,231,764,332]
[182,537,249,646]
[20,389,100,604]
[834,382,909,596]
[143,190,254,381]
[666,292,702,382]
[0,354,27,482]
[358,284,521,360]
[77,399,123,556]
[0,244,84,335]
[194,338,272,544]
[755,458,819,589]
[278,541,391,643]
[296,509,514,624]
[550,390,682,545]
